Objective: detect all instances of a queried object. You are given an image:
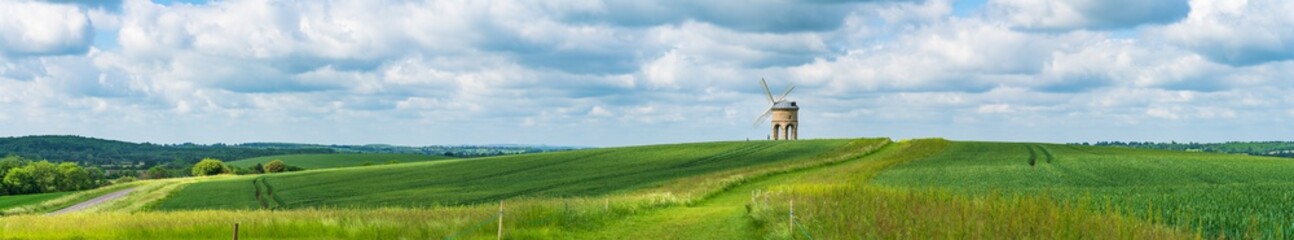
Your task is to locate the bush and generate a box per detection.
[191,158,230,176]
[264,160,286,173]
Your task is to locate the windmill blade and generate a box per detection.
[753,108,773,126]
[760,78,775,103]
[776,84,795,101]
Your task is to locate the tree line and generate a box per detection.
[0,156,105,196]
[1081,141,1294,158]
[0,135,332,167]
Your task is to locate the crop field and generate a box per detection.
[6,138,1294,239]
[158,139,856,210]
[870,141,1294,238]
[226,153,455,169]
[0,139,890,239]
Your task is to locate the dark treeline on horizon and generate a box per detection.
[1077,141,1294,158]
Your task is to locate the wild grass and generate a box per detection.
[226,153,455,169]
[871,141,1294,238]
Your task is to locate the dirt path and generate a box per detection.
[46,188,135,215]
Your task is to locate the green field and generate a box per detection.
[0,192,72,211]
[159,140,856,210]
[6,138,1294,239]
[871,141,1294,238]
[226,153,455,169]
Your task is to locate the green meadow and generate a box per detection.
[0,191,71,211]
[158,139,855,210]
[871,141,1294,238]
[2,138,1293,239]
[226,153,455,169]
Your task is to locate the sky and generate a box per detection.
[0,0,1292,147]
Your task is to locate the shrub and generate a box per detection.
[191,158,229,176]
[264,160,286,173]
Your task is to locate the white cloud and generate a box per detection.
[989,0,1190,31]
[1,0,1293,146]
[1153,0,1294,66]
[0,1,94,57]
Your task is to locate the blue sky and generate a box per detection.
[1,0,1292,147]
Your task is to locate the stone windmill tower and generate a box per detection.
[754,78,798,140]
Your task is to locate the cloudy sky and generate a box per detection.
[0,0,1291,146]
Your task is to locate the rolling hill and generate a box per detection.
[156,139,860,210]
[870,141,1294,238]
[3,138,1294,239]
[226,153,456,170]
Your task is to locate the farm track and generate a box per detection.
[252,177,286,210]
[46,188,135,215]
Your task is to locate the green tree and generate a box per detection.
[146,165,170,179]
[263,159,286,173]
[27,161,59,193]
[57,162,90,191]
[85,166,105,187]
[2,167,35,194]
[191,158,229,176]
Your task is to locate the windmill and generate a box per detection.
[754,78,799,140]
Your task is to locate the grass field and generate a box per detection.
[0,192,72,211]
[158,139,857,210]
[6,139,1294,239]
[226,153,455,169]
[871,141,1294,238]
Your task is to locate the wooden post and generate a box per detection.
[233,223,239,240]
[497,200,504,240]
[604,198,609,211]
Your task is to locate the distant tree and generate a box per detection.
[85,166,105,187]
[57,162,91,191]
[27,161,59,193]
[0,155,26,177]
[3,167,35,194]
[191,158,229,176]
[146,165,169,179]
[264,160,286,173]
[252,163,265,174]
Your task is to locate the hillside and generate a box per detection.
[0,136,331,166]
[871,142,1294,238]
[156,139,857,210]
[226,153,456,169]
[5,139,1294,239]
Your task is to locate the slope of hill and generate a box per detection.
[226,153,456,170]
[0,135,332,166]
[871,142,1294,238]
[156,139,857,210]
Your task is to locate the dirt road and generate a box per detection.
[46,188,135,215]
